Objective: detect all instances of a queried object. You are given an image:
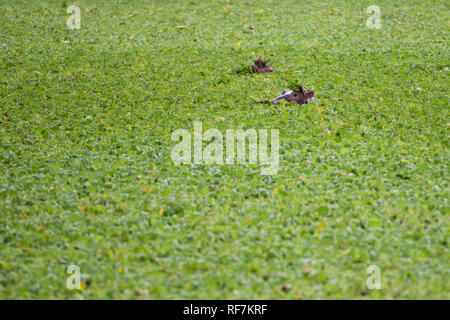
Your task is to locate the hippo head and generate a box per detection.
[271,86,315,105]
[252,59,274,74]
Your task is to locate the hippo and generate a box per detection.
[271,86,315,105]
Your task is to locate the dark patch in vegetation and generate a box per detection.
[236,58,273,74]
[251,58,273,74]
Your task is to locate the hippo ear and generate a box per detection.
[305,90,314,99]
[298,86,305,95]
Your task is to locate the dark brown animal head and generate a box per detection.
[251,59,273,74]
[285,86,315,105]
[272,86,315,105]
